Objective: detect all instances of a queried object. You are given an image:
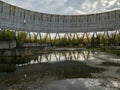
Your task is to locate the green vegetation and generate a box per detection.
[100,48,120,56]
[0,30,120,49]
[0,30,15,40]
[16,32,26,48]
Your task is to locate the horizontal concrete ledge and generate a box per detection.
[23,43,50,48]
[53,48,86,51]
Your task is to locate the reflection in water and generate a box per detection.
[28,50,95,65]
[0,50,119,72]
[0,49,120,90]
[0,57,31,72]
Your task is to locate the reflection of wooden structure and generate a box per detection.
[0,1,120,46]
[35,51,92,63]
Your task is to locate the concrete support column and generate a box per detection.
[48,33,52,47]
[91,32,95,47]
[106,31,110,46]
[96,32,101,47]
[76,33,81,46]
[81,33,85,47]
[44,33,48,44]
[38,33,42,44]
[113,30,117,45]
[118,30,120,46]
[24,31,27,43]
[52,33,60,46]
[86,33,90,47]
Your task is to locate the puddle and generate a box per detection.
[0,49,120,89]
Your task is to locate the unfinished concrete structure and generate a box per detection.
[0,1,120,46]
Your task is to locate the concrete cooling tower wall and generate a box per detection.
[0,1,120,33]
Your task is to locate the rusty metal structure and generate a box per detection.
[0,1,120,46]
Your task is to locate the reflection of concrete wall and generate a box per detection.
[0,64,16,72]
[0,57,29,64]
[0,1,120,33]
[0,49,32,57]
[0,41,16,49]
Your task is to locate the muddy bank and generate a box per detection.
[39,78,120,90]
[0,60,105,90]
[6,61,105,79]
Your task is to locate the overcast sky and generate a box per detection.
[2,0,120,15]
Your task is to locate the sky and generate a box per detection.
[1,0,120,15]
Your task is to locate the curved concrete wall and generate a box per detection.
[0,1,120,33]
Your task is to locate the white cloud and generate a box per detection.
[1,0,120,15]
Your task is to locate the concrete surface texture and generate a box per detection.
[0,1,120,33]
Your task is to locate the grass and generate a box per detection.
[99,48,120,56]
[100,62,120,66]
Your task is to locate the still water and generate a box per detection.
[0,49,120,90]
